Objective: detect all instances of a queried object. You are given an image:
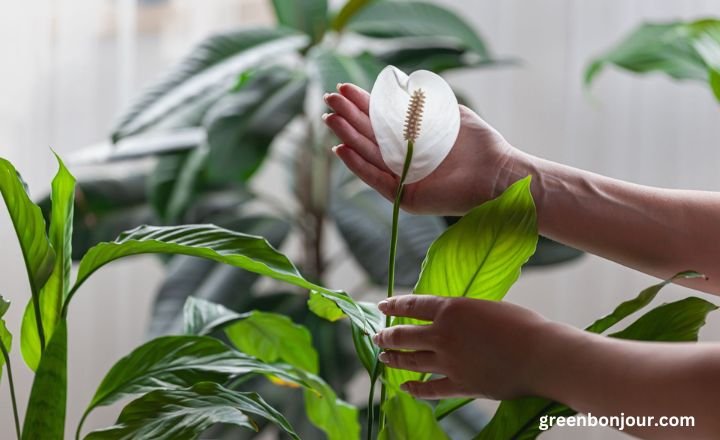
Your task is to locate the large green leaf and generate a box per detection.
[67,224,377,334]
[112,29,308,141]
[22,319,68,440]
[149,147,209,224]
[332,0,375,31]
[585,19,720,103]
[474,295,718,440]
[346,2,491,59]
[21,155,76,371]
[308,48,382,93]
[226,311,319,374]
[86,382,299,440]
[379,392,449,440]
[303,381,360,440]
[203,69,307,183]
[272,0,328,43]
[0,158,55,344]
[0,296,11,383]
[331,187,445,287]
[183,297,250,336]
[414,176,537,300]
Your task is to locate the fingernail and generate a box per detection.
[378,300,389,313]
[323,92,331,103]
[321,112,331,121]
[336,83,344,92]
[372,332,380,344]
[331,144,342,153]
[378,352,389,363]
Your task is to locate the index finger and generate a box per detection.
[378,295,446,321]
[338,83,370,115]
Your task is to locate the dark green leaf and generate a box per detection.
[22,319,67,440]
[475,295,718,440]
[271,0,328,43]
[307,47,382,93]
[585,271,704,334]
[22,155,76,371]
[183,297,250,336]
[332,0,375,32]
[149,216,290,336]
[204,69,306,183]
[225,311,319,374]
[379,391,449,440]
[86,382,299,440]
[112,29,307,140]
[0,157,55,316]
[585,19,720,104]
[346,2,491,58]
[331,187,445,287]
[149,147,209,223]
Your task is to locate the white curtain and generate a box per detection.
[1,0,719,438]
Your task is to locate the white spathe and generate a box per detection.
[369,65,461,184]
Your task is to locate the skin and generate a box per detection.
[322,83,720,439]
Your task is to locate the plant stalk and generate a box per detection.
[1,341,21,440]
[378,141,414,432]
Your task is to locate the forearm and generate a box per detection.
[536,324,720,439]
[498,150,720,294]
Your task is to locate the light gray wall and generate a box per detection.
[1,1,719,438]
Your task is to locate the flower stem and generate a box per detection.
[378,141,414,432]
[1,341,21,440]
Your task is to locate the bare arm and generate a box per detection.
[324,83,720,294]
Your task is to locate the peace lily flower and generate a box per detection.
[369,65,461,184]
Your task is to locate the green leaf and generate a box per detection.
[331,187,445,287]
[149,147,209,223]
[0,157,55,326]
[585,19,720,104]
[67,224,375,332]
[585,271,704,334]
[304,382,360,440]
[415,176,537,300]
[379,392,449,440]
[22,319,67,440]
[150,216,290,336]
[332,0,375,31]
[86,382,299,440]
[308,47,382,93]
[0,296,12,383]
[475,295,718,440]
[346,2,491,58]
[183,297,250,336]
[21,154,76,371]
[434,398,473,421]
[112,29,308,141]
[78,335,319,437]
[203,69,306,183]
[271,0,328,43]
[307,291,345,322]
[225,311,319,374]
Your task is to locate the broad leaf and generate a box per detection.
[307,291,345,322]
[22,319,67,440]
[149,216,290,336]
[0,158,55,333]
[112,29,308,140]
[67,224,376,334]
[585,271,704,334]
[308,48,381,93]
[204,69,306,182]
[379,392,449,440]
[86,382,299,440]
[415,176,537,300]
[585,19,720,103]
[183,297,249,336]
[0,296,11,383]
[272,0,328,43]
[149,147,209,223]
[331,187,445,287]
[226,311,319,374]
[475,295,718,440]
[346,2,491,58]
[22,155,76,371]
[304,380,360,440]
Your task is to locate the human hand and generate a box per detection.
[373,294,558,401]
[323,83,518,216]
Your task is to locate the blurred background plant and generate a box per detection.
[55,0,582,437]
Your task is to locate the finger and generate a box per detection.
[378,350,442,374]
[378,295,447,321]
[373,324,435,350]
[323,113,389,173]
[324,93,376,142]
[333,145,395,200]
[401,378,459,400]
[338,82,370,115]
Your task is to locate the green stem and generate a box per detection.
[366,360,380,440]
[378,141,414,432]
[1,341,21,440]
